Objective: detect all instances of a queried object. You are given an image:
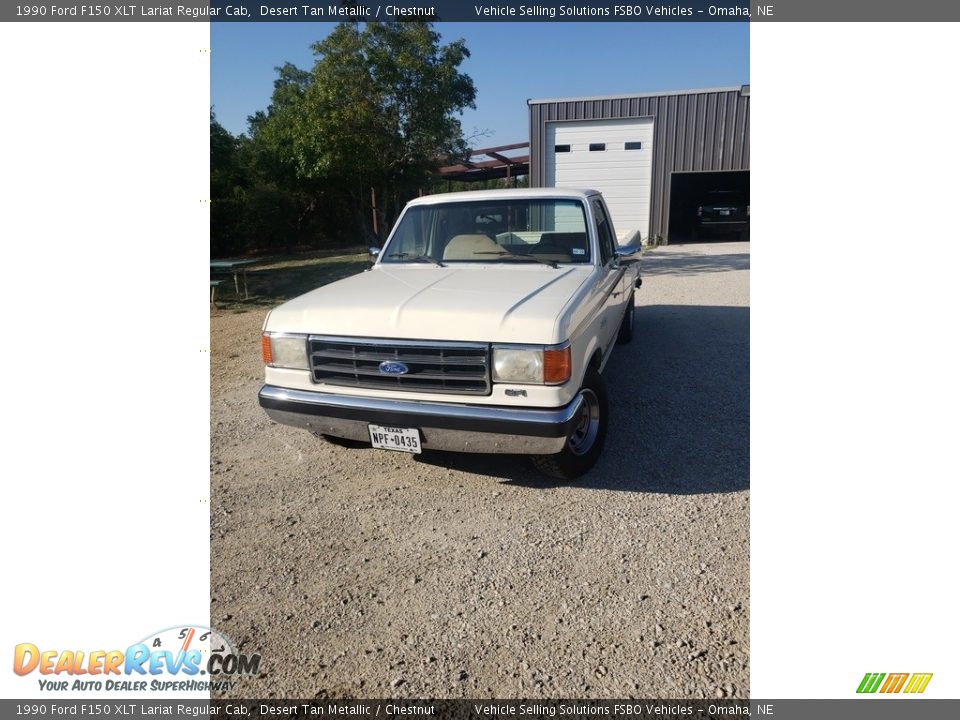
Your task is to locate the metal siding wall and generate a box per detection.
[530,90,750,240]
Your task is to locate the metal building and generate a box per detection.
[528,86,750,243]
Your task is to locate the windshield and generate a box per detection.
[381,198,591,265]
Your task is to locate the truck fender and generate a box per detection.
[576,335,603,387]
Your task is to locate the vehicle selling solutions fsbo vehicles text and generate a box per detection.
[474,5,700,17]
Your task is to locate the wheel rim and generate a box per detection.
[568,388,601,456]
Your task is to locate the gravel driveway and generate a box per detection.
[211,241,750,700]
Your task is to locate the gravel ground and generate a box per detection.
[211,241,750,700]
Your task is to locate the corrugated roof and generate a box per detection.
[528,86,745,105]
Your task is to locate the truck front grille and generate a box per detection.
[308,336,491,396]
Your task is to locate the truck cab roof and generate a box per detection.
[406,188,602,206]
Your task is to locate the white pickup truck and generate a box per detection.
[258,188,641,479]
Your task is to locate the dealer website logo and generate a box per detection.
[13,625,261,693]
[856,672,933,694]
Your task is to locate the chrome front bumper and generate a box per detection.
[258,385,581,455]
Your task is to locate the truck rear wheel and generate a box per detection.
[531,368,607,480]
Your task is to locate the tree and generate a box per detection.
[256,22,476,242]
[211,22,477,254]
[210,110,246,257]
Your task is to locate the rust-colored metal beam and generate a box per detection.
[471,142,529,155]
[435,141,530,183]
[438,155,529,175]
[486,151,523,166]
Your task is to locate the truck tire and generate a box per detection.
[531,368,607,480]
[616,293,635,344]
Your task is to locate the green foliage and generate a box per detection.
[210,111,247,257]
[211,22,477,257]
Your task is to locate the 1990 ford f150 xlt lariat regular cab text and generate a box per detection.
[258,188,641,479]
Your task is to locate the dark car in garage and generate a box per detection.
[692,190,749,241]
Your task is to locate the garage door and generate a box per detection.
[545,118,654,240]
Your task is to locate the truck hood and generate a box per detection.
[264,264,594,344]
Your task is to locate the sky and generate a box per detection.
[211,22,749,148]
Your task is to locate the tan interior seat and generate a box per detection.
[442,234,503,261]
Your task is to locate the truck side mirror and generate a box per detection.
[615,245,641,264]
[368,247,381,266]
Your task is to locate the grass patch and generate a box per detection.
[212,247,369,309]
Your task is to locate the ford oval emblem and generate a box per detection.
[379,361,409,376]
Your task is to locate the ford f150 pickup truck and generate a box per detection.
[258,188,641,479]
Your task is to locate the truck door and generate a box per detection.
[591,198,628,354]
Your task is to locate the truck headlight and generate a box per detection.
[492,344,571,385]
[262,333,309,370]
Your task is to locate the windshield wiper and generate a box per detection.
[387,252,445,268]
[474,250,559,269]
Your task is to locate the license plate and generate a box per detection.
[368,425,422,454]
[719,209,731,215]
